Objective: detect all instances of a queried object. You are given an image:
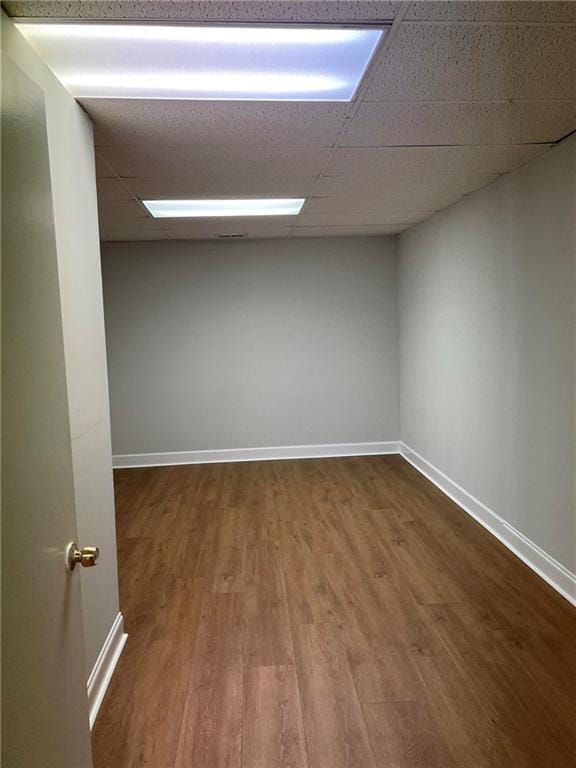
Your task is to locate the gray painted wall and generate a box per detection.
[102,236,399,454]
[399,135,576,573]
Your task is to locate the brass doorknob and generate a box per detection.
[66,542,100,571]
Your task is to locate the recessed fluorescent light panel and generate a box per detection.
[15,23,385,101]
[143,199,305,218]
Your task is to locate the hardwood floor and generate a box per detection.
[92,456,576,768]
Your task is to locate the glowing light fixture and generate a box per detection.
[142,199,306,218]
[15,23,385,101]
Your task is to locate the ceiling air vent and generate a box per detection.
[215,233,245,239]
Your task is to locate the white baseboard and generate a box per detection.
[87,612,128,729]
[113,441,400,469]
[400,443,576,608]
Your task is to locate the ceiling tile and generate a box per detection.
[100,229,171,242]
[167,227,294,240]
[124,176,317,199]
[293,225,409,237]
[85,100,349,148]
[404,1,576,23]
[96,178,135,202]
[364,23,576,101]
[298,211,432,227]
[4,1,400,21]
[98,201,156,230]
[165,215,301,231]
[305,192,459,213]
[98,144,331,180]
[94,153,116,179]
[325,145,551,177]
[342,101,576,146]
[98,199,150,218]
[315,172,497,198]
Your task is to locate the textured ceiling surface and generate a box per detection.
[5,1,576,241]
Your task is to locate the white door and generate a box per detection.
[2,57,94,767]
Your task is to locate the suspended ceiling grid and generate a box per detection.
[5,1,576,241]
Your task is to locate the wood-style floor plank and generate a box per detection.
[362,700,455,768]
[174,593,245,768]
[291,621,376,768]
[242,665,309,768]
[93,576,206,767]
[92,456,576,768]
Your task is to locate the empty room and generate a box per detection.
[2,1,575,767]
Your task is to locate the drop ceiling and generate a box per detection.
[5,1,576,242]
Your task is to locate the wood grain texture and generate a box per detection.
[242,665,308,768]
[292,621,375,768]
[175,592,244,768]
[363,700,454,768]
[92,456,576,768]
